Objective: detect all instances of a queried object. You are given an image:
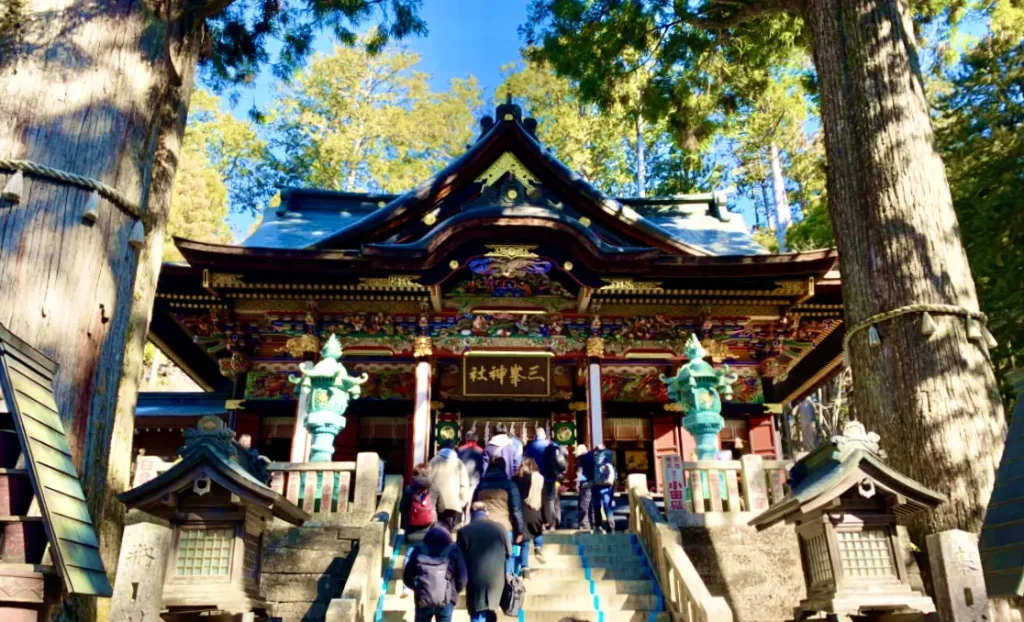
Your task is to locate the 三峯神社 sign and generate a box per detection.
[463,353,551,397]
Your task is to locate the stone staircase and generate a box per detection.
[377,531,667,621]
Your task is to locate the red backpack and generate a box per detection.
[408,488,436,528]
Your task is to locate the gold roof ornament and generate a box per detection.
[700,338,731,363]
[484,245,539,260]
[413,336,433,358]
[277,334,322,358]
[474,152,540,189]
[357,275,425,291]
[599,278,664,293]
[586,336,605,359]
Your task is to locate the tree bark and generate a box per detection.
[0,1,200,614]
[803,0,1006,539]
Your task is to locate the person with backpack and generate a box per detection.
[513,458,546,577]
[402,524,468,622]
[483,424,519,478]
[429,439,469,527]
[457,503,514,622]
[590,444,617,534]
[523,428,550,471]
[541,442,568,528]
[574,444,593,531]
[400,463,436,544]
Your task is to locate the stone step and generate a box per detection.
[526,565,652,581]
[529,542,638,555]
[392,552,645,571]
[384,578,657,596]
[383,593,660,612]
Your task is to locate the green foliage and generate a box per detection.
[935,35,1024,403]
[726,69,826,232]
[786,202,834,250]
[497,61,634,194]
[199,0,426,90]
[265,43,481,193]
[165,97,235,261]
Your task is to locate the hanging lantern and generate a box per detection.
[920,311,937,336]
[868,325,881,348]
[2,170,24,202]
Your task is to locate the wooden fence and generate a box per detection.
[628,473,734,622]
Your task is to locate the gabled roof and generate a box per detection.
[0,323,112,597]
[980,369,1024,599]
[118,417,308,525]
[750,421,946,530]
[238,100,765,258]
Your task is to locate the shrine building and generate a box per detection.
[139,99,844,490]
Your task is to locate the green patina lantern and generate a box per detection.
[289,335,368,461]
[661,334,737,460]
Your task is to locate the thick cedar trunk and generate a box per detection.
[803,0,1006,538]
[0,0,200,612]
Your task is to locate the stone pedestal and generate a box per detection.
[109,510,173,622]
[0,564,59,621]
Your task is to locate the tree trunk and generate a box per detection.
[635,115,646,198]
[0,1,201,613]
[769,143,791,250]
[803,0,1006,539]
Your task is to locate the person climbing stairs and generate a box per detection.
[378,531,667,621]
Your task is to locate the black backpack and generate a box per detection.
[501,571,526,616]
[412,544,455,608]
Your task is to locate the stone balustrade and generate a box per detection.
[669,455,792,526]
[326,473,403,622]
[628,473,734,622]
[268,460,356,515]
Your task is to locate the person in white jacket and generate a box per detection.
[429,439,470,525]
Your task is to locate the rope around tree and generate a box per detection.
[0,158,145,223]
[843,303,995,359]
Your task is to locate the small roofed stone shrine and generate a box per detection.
[139,98,846,489]
[750,420,946,620]
[117,416,309,620]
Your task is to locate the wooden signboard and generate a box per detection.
[462,352,551,398]
[0,324,112,596]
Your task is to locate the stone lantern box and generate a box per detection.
[117,417,309,620]
[750,421,946,621]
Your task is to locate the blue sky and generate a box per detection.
[225,0,533,235]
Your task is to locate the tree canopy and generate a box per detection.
[265,43,481,195]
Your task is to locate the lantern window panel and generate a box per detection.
[803,533,834,586]
[175,527,234,577]
[837,528,896,579]
[243,532,261,581]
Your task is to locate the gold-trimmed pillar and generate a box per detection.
[411,337,433,474]
[586,337,605,447]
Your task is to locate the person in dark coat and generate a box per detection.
[457,432,487,490]
[540,442,568,528]
[457,504,513,622]
[523,428,551,472]
[402,525,468,622]
[399,463,435,544]
[514,458,546,577]
[472,457,525,575]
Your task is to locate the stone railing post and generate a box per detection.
[740,454,769,513]
[354,452,381,511]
